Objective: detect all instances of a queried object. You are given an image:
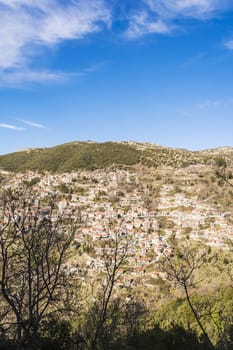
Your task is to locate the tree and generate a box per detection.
[215,157,232,186]
[0,188,78,349]
[159,239,215,349]
[83,220,130,350]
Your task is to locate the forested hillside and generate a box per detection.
[0,141,211,172]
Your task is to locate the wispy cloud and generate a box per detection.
[0,123,25,131]
[126,0,231,38]
[20,119,46,129]
[177,97,233,117]
[0,69,70,87]
[224,40,233,50]
[0,118,47,131]
[196,97,233,109]
[0,0,232,81]
[126,12,171,39]
[0,64,104,87]
[145,0,225,18]
[181,52,206,67]
[0,0,110,84]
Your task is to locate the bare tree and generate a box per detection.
[159,238,215,349]
[83,219,130,350]
[0,188,78,349]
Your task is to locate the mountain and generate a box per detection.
[0,141,232,173]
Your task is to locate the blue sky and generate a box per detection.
[1,0,233,154]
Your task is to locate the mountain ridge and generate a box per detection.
[0,141,232,173]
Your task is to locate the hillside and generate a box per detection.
[1,142,233,349]
[0,141,221,173]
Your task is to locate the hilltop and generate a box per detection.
[1,141,232,173]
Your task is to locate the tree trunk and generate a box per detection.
[184,282,215,349]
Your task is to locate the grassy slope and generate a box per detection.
[0,142,141,172]
[0,141,229,173]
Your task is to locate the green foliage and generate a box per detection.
[39,319,75,350]
[23,176,40,187]
[125,326,206,350]
[75,186,88,195]
[215,157,227,168]
[0,141,208,173]
[58,183,70,193]
[153,288,233,346]
[0,142,141,172]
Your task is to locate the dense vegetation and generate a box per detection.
[0,141,213,173]
[0,142,141,172]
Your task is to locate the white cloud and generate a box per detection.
[145,0,220,17]
[0,0,110,83]
[39,2,111,44]
[126,12,171,38]
[0,69,70,87]
[127,0,230,38]
[0,0,231,80]
[145,0,230,18]
[20,120,46,129]
[0,123,25,131]
[0,0,49,9]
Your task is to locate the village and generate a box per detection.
[1,167,233,287]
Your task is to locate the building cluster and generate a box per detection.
[1,168,233,286]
